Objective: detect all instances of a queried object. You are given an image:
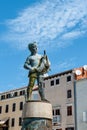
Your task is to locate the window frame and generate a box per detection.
[11,118,15,127]
[12,103,16,112]
[67,75,71,82]
[67,90,72,98]
[51,80,54,86]
[5,104,9,113]
[67,106,72,116]
[56,79,60,85]
[20,102,23,110]
[0,106,2,114]
[19,117,22,126]
[1,95,5,100]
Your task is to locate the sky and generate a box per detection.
[0,0,87,92]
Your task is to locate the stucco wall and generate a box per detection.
[75,79,87,130]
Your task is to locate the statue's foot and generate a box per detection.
[41,98,50,102]
[27,99,30,102]
[26,97,31,102]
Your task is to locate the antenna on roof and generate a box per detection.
[75,70,82,76]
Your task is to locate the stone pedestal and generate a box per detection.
[22,100,52,130]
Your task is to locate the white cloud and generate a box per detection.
[62,30,85,39]
[1,0,87,50]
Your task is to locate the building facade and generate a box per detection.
[0,86,39,130]
[44,70,75,130]
[74,66,87,130]
[0,87,26,130]
[0,66,87,130]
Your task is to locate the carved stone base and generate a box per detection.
[22,118,52,130]
[22,100,52,130]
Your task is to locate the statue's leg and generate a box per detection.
[37,75,46,100]
[27,76,36,100]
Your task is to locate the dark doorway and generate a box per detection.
[66,127,74,130]
[56,129,62,130]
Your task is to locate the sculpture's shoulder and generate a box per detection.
[36,53,42,58]
[26,55,31,61]
[29,54,42,61]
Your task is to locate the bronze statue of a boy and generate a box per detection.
[24,42,50,101]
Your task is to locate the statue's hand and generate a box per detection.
[30,67,37,73]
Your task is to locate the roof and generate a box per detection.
[44,69,73,80]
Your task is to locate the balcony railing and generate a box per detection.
[52,115,61,123]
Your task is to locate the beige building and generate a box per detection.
[0,86,39,130]
[44,70,75,130]
[0,87,26,130]
[0,66,87,130]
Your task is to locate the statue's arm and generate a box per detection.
[24,57,37,72]
[24,57,32,70]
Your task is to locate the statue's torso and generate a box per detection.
[29,54,42,67]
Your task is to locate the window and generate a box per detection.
[6,93,11,98]
[20,91,23,95]
[12,103,16,112]
[53,108,61,123]
[11,118,15,127]
[67,106,72,116]
[67,90,72,98]
[23,90,25,95]
[53,108,60,116]
[56,129,62,130]
[66,127,74,130]
[19,117,22,126]
[14,92,18,97]
[56,79,59,85]
[55,109,60,115]
[51,80,54,86]
[1,95,5,100]
[53,110,54,116]
[5,105,9,113]
[20,90,25,95]
[67,76,71,82]
[20,102,23,110]
[0,106,2,114]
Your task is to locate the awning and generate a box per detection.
[0,117,9,125]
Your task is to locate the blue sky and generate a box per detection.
[0,0,87,92]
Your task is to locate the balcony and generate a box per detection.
[52,115,61,123]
